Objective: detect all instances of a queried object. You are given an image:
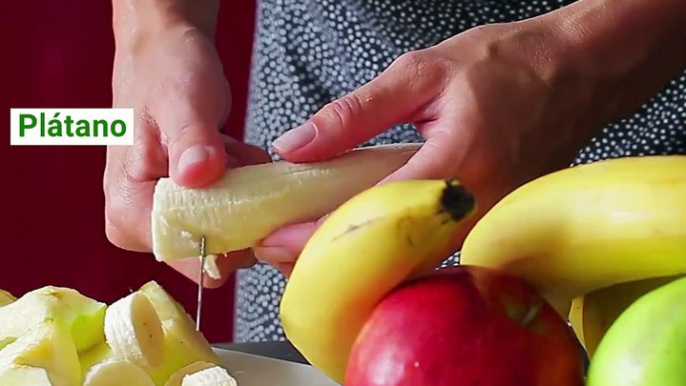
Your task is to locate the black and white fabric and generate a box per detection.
[233,0,686,342]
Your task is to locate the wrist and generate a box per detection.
[112,0,219,48]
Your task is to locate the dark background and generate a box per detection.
[0,0,258,344]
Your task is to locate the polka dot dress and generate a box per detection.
[233,0,686,342]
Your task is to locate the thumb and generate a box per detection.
[271,52,444,162]
[154,101,229,188]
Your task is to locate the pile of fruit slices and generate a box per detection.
[0,282,235,386]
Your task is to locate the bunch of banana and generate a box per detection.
[0,281,236,386]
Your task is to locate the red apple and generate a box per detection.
[345,265,584,386]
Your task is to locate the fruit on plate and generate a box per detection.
[586,275,686,386]
[460,155,686,317]
[0,286,106,353]
[151,143,420,261]
[280,179,477,383]
[0,319,81,386]
[0,281,235,386]
[345,266,585,386]
[568,275,681,358]
[83,359,155,386]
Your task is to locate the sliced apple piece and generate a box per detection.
[0,319,81,386]
[0,286,106,353]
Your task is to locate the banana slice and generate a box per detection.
[164,361,217,386]
[181,366,237,386]
[138,281,222,385]
[151,143,420,261]
[83,359,155,386]
[0,365,54,385]
[0,289,16,307]
[104,291,166,369]
[0,319,81,386]
[0,286,106,353]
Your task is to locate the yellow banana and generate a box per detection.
[460,155,686,318]
[280,179,477,384]
[568,275,682,358]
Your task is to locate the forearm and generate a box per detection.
[545,0,686,125]
[112,0,220,45]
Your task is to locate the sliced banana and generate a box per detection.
[139,281,221,365]
[0,319,81,386]
[181,366,237,386]
[104,291,166,369]
[151,143,420,261]
[164,361,217,386]
[83,359,155,386]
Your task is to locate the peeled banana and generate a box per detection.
[151,143,420,261]
[280,179,477,383]
[460,155,686,317]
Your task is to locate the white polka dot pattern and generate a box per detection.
[234,0,686,343]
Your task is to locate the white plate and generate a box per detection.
[215,348,340,386]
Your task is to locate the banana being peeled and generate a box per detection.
[151,143,420,261]
[460,155,686,318]
[280,179,477,384]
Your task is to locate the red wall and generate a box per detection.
[0,1,257,343]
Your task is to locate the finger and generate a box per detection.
[271,50,447,162]
[221,135,273,166]
[151,76,231,188]
[166,249,257,289]
[253,222,319,266]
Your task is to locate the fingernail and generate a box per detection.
[253,247,295,265]
[272,122,317,153]
[178,145,212,172]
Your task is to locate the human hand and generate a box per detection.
[253,17,611,275]
[104,24,271,287]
